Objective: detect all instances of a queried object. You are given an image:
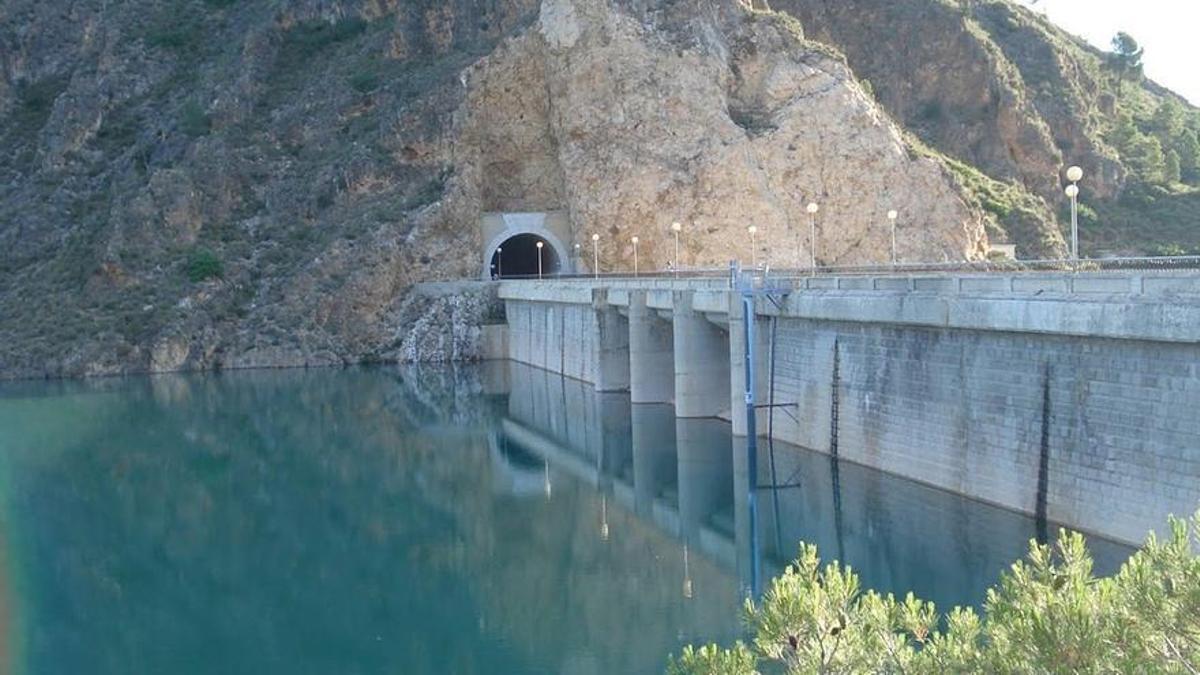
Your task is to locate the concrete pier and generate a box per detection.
[628,291,675,404]
[594,296,631,392]
[672,292,731,418]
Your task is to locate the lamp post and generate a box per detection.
[1065,165,1083,261]
[887,210,899,266]
[632,236,640,276]
[806,202,820,274]
[536,240,544,280]
[600,495,610,542]
[496,246,503,278]
[592,233,600,279]
[748,225,758,268]
[672,221,682,277]
[683,543,694,599]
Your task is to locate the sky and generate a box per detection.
[1018,0,1199,104]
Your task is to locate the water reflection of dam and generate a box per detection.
[494,361,1134,611]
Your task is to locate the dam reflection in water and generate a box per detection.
[0,362,1133,674]
[499,360,1133,614]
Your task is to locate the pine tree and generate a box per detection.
[669,513,1200,674]
[1134,136,1168,184]
[1164,149,1182,184]
[1177,129,1200,182]
[1151,99,1185,145]
[1109,113,1140,150]
[1106,32,1144,95]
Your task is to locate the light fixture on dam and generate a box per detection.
[887,210,899,266]
[536,241,545,280]
[632,236,640,277]
[671,221,682,277]
[806,202,820,273]
[592,233,601,279]
[1065,165,1083,261]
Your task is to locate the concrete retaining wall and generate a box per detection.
[505,301,601,383]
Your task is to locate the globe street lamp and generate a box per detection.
[592,233,600,279]
[671,221,682,277]
[496,246,503,278]
[536,240,545,280]
[747,225,758,268]
[1065,165,1083,261]
[806,202,820,274]
[632,236,640,277]
[887,210,899,266]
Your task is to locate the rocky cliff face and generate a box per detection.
[464,0,987,271]
[777,0,1064,198]
[0,0,1186,379]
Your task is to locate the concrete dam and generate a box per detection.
[494,271,1200,546]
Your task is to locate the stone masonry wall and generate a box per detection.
[768,318,1200,545]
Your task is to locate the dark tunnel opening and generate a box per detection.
[489,233,562,279]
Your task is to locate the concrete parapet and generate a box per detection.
[778,288,1200,345]
[647,289,674,310]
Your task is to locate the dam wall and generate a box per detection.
[497,273,1200,544]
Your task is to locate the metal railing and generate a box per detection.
[494,255,1200,283]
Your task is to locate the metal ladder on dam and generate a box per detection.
[738,270,801,594]
[739,269,848,596]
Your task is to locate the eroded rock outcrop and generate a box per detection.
[463,0,987,271]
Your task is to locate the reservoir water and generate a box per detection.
[0,362,1133,674]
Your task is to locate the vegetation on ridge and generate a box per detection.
[966,2,1200,256]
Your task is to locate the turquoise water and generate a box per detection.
[0,363,1132,674]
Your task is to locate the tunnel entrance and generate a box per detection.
[489,233,563,279]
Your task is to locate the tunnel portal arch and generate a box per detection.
[481,213,574,279]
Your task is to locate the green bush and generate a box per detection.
[180,100,211,137]
[145,9,205,54]
[348,70,381,94]
[669,511,1200,674]
[282,18,368,61]
[186,248,224,282]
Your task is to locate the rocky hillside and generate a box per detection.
[0,0,1194,379]
[779,0,1200,254]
